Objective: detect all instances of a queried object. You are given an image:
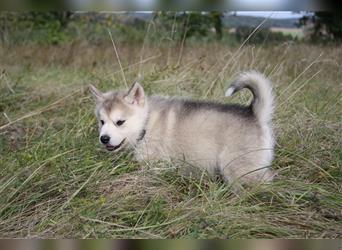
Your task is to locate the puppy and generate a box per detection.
[90,71,275,184]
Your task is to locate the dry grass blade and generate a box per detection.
[0,71,15,94]
[279,70,322,108]
[177,13,191,66]
[61,162,103,209]
[138,15,155,77]
[81,213,191,232]
[204,13,273,97]
[278,53,323,97]
[108,29,128,88]
[0,88,82,130]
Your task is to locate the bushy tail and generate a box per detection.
[225,71,274,124]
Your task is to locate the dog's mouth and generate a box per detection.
[105,139,126,151]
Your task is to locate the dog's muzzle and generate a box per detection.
[105,139,125,151]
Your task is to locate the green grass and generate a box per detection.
[0,41,341,238]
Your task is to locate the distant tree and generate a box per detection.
[209,11,223,40]
[154,11,224,43]
[299,11,342,42]
[235,26,294,44]
[0,11,73,35]
[21,11,73,31]
[0,11,74,44]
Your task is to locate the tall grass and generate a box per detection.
[0,39,341,238]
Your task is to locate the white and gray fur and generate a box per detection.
[90,71,275,184]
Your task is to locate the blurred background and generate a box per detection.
[0,11,341,46]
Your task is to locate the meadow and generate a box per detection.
[0,37,341,238]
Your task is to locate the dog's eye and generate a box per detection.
[100,120,104,125]
[116,120,125,126]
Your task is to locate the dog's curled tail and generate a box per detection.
[225,71,274,124]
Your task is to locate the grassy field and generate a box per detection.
[270,27,304,39]
[0,40,341,238]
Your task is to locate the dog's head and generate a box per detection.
[89,82,148,152]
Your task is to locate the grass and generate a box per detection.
[0,40,341,238]
[270,28,304,39]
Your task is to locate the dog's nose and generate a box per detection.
[100,135,110,144]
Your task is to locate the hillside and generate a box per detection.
[71,12,303,41]
[223,15,299,28]
[116,12,300,28]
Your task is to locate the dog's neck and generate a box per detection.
[136,105,149,142]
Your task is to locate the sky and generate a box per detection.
[133,11,306,20]
[236,11,305,19]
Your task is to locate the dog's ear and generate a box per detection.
[124,82,145,106]
[89,84,104,102]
